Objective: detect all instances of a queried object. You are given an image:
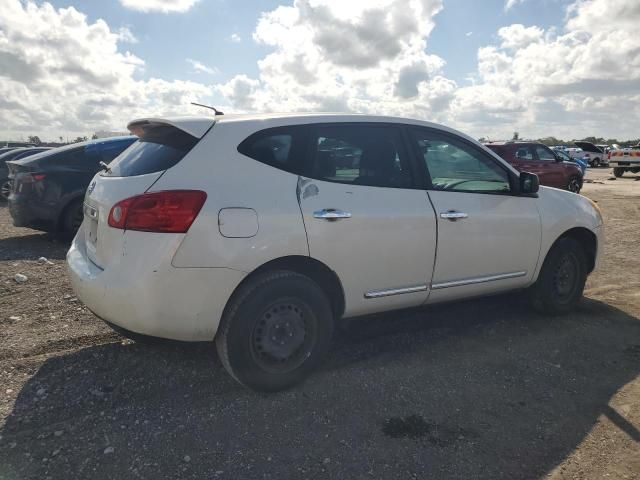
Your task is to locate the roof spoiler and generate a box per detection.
[127,117,216,139]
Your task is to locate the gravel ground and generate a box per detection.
[0,168,639,480]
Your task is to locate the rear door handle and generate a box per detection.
[440,210,468,221]
[313,208,352,220]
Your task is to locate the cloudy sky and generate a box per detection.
[0,0,639,141]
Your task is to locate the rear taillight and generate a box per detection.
[108,190,207,233]
[17,172,46,183]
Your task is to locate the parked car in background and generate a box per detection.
[552,147,587,175]
[484,141,583,193]
[609,144,640,177]
[565,147,585,162]
[68,114,603,391]
[574,141,608,167]
[1,147,52,200]
[7,136,136,233]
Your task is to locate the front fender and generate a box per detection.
[532,187,602,281]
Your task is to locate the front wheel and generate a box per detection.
[529,237,587,316]
[216,271,334,392]
[591,158,600,168]
[567,176,582,193]
[613,167,624,178]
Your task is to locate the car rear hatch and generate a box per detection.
[574,141,603,154]
[82,117,215,269]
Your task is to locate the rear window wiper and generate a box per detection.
[99,161,112,173]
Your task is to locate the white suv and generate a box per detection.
[67,114,603,391]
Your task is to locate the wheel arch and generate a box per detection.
[56,193,85,231]
[225,255,346,320]
[548,227,597,273]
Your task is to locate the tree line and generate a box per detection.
[479,132,640,147]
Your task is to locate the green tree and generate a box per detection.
[27,135,41,145]
[512,131,519,141]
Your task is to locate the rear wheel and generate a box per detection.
[529,237,587,316]
[613,167,624,178]
[567,176,581,193]
[216,271,334,392]
[591,157,600,168]
[60,199,84,233]
[1,178,10,201]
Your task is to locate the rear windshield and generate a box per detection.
[105,125,199,177]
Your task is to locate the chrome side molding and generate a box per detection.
[431,271,527,290]
[364,284,428,299]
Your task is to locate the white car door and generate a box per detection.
[298,123,437,317]
[406,127,541,304]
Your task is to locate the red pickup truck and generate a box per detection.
[484,141,583,193]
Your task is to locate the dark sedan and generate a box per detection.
[1,147,52,200]
[7,136,136,233]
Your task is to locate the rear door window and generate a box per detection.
[534,145,556,162]
[308,124,413,188]
[105,126,199,177]
[515,146,533,160]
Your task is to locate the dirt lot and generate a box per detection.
[1,168,639,479]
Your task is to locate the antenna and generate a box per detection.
[191,102,224,116]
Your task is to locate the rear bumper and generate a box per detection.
[610,161,640,167]
[66,228,246,341]
[8,195,57,230]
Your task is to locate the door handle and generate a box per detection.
[440,210,468,221]
[313,208,352,220]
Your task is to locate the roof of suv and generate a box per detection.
[127,113,472,141]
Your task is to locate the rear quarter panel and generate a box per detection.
[155,121,309,272]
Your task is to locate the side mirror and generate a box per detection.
[520,171,539,194]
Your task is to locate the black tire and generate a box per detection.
[216,271,334,392]
[613,167,624,178]
[529,237,587,316]
[1,177,11,201]
[567,175,581,193]
[592,157,600,168]
[60,199,84,233]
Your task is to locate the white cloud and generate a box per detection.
[1,0,639,141]
[0,1,213,140]
[498,24,543,50]
[119,0,200,13]
[217,0,455,120]
[451,0,640,139]
[465,31,473,36]
[186,58,219,75]
[505,0,525,11]
[229,33,242,43]
[117,26,138,43]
